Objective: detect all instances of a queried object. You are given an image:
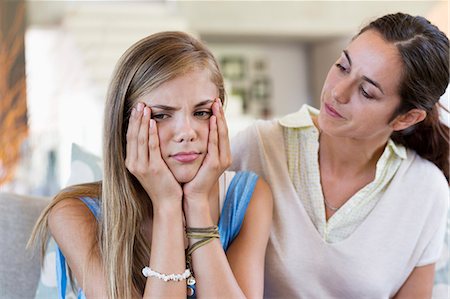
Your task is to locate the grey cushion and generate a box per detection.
[0,193,50,299]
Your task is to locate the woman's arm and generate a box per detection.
[184,178,273,299]
[393,264,435,299]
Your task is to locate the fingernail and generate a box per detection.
[137,102,144,112]
[150,119,154,128]
[217,98,222,107]
[143,107,149,116]
[131,108,136,116]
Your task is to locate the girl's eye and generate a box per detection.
[360,86,374,99]
[194,110,212,119]
[335,63,349,73]
[152,113,170,120]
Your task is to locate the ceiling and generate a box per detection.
[26,1,444,41]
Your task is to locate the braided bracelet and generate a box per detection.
[185,225,220,297]
[186,225,220,239]
[142,267,191,282]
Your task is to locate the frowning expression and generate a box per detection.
[142,69,219,183]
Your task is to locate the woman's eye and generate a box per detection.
[360,86,374,99]
[152,114,169,120]
[335,63,348,73]
[194,110,212,119]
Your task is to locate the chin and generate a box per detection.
[175,175,193,184]
[172,168,200,184]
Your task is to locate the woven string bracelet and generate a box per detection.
[185,225,220,297]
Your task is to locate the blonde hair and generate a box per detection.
[29,31,225,299]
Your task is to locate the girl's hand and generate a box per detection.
[125,103,182,208]
[183,98,232,203]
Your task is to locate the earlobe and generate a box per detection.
[391,109,427,131]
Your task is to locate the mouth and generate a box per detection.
[324,103,345,119]
[170,151,201,163]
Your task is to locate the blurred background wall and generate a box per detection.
[1,0,447,196]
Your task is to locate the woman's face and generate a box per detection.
[318,29,404,142]
[141,68,219,183]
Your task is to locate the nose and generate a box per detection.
[332,78,352,104]
[173,116,197,143]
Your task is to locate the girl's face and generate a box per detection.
[140,69,219,184]
[318,29,405,142]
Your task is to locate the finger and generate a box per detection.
[213,98,231,163]
[206,115,219,160]
[137,106,150,163]
[126,103,145,166]
[148,118,164,165]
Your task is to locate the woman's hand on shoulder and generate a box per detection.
[183,98,231,203]
[126,103,182,208]
[226,177,273,298]
[48,198,107,298]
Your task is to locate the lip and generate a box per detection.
[171,151,200,163]
[324,103,345,119]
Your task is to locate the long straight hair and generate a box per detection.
[29,31,225,299]
[358,13,449,183]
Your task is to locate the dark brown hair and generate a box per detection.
[358,13,449,183]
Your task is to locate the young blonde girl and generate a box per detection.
[29,31,272,299]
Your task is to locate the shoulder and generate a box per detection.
[48,197,98,244]
[238,176,272,242]
[396,150,449,213]
[225,171,272,218]
[48,197,95,225]
[241,173,272,219]
[253,119,283,138]
[404,151,448,195]
[233,120,281,144]
[251,177,273,209]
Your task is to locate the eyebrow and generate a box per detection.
[343,50,385,95]
[149,99,214,111]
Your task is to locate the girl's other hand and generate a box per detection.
[183,98,232,203]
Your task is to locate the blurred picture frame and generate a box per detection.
[231,86,249,112]
[251,77,271,101]
[220,56,246,80]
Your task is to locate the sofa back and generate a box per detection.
[0,193,50,299]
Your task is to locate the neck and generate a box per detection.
[318,132,387,178]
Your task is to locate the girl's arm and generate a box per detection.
[128,104,186,298]
[48,197,188,299]
[48,198,108,298]
[185,178,272,299]
[183,98,273,298]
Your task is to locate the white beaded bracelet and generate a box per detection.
[142,266,191,282]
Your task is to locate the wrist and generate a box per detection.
[183,194,209,210]
[183,199,214,227]
[152,200,183,217]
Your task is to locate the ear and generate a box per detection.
[390,108,427,131]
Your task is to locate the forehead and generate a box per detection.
[347,30,403,95]
[142,69,218,106]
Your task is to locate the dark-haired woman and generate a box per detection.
[231,13,449,298]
